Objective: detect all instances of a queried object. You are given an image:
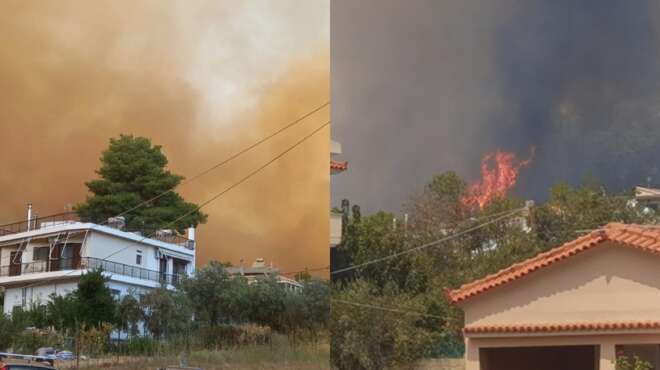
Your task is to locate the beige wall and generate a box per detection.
[463,242,660,327]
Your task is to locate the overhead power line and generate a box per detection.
[101,119,331,261]
[20,119,331,289]
[331,207,526,275]
[332,299,445,319]
[106,101,330,224]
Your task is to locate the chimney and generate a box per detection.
[107,216,126,230]
[27,203,32,231]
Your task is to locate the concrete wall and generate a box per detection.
[85,232,160,271]
[463,242,660,326]
[3,280,78,314]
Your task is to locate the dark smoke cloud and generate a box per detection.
[331,0,660,213]
[0,1,329,274]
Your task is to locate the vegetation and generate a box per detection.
[616,355,652,370]
[331,172,657,369]
[75,134,207,233]
[1,264,329,359]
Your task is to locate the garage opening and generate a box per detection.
[480,345,598,370]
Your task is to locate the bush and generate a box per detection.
[616,355,652,370]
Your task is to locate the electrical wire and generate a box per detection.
[17,120,330,290]
[330,207,526,275]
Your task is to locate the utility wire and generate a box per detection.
[331,207,526,275]
[19,120,330,290]
[331,299,444,319]
[103,119,331,261]
[102,101,330,225]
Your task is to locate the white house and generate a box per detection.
[0,211,196,315]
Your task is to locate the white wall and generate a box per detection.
[3,280,78,314]
[85,232,159,271]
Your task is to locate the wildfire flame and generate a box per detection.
[462,149,534,209]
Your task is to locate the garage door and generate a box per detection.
[480,345,598,370]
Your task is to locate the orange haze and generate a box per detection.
[0,1,329,275]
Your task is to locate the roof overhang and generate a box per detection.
[447,223,660,305]
[464,321,660,338]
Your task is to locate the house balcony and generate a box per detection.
[0,257,187,286]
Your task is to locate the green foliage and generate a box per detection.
[181,261,232,325]
[616,355,652,370]
[331,280,434,370]
[46,292,78,334]
[332,171,660,368]
[117,293,142,336]
[534,182,653,248]
[141,287,193,339]
[0,313,16,350]
[75,134,207,233]
[75,269,117,328]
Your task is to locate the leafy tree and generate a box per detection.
[181,261,232,325]
[76,134,207,233]
[0,313,16,350]
[75,269,116,328]
[534,182,653,248]
[140,287,192,339]
[245,278,287,330]
[300,279,330,336]
[46,293,78,334]
[331,279,434,370]
[117,293,142,337]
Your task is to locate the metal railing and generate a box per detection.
[0,212,195,250]
[0,212,78,236]
[0,257,186,285]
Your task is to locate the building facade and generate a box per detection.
[448,223,660,370]
[0,212,195,314]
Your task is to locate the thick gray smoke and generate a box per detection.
[331,0,660,213]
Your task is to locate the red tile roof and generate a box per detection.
[464,321,660,335]
[330,160,348,172]
[447,223,660,304]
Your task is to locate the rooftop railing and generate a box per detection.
[0,212,195,249]
[0,257,186,286]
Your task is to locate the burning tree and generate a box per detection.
[461,149,534,210]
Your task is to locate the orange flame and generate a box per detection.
[462,149,534,209]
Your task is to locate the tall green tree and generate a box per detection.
[76,134,207,233]
[75,269,116,328]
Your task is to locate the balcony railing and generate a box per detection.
[0,257,186,286]
[0,212,78,237]
[0,212,195,250]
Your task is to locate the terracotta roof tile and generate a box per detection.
[330,160,348,172]
[464,321,660,334]
[447,223,660,304]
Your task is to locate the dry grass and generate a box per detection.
[416,358,464,370]
[56,337,329,370]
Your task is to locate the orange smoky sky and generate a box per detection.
[0,1,330,275]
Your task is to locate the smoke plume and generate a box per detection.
[332,0,660,213]
[0,1,329,274]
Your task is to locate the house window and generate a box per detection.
[110,289,121,300]
[136,250,142,265]
[33,247,49,262]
